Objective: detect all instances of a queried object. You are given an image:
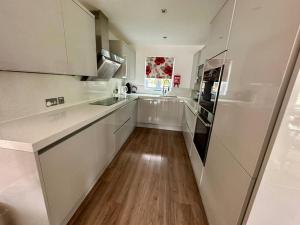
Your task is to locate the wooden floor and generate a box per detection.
[68,127,208,225]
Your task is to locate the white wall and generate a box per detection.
[245,54,300,225]
[132,44,203,88]
[0,71,121,123]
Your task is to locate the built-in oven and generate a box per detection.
[193,107,213,165]
[199,64,224,114]
[193,52,232,165]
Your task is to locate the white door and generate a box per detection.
[61,0,97,76]
[0,0,68,74]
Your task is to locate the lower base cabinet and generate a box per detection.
[182,104,203,189]
[38,100,137,225]
[137,97,183,130]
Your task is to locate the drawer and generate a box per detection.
[184,105,197,133]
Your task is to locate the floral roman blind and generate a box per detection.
[145,57,175,79]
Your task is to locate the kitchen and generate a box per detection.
[0,0,300,225]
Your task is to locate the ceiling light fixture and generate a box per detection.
[161,8,167,14]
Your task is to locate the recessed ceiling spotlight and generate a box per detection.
[161,8,167,14]
[163,36,168,39]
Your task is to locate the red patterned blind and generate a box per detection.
[145,57,175,79]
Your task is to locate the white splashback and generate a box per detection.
[0,71,122,123]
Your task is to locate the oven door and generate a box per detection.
[193,114,212,165]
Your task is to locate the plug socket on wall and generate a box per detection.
[58,97,65,104]
[45,98,58,107]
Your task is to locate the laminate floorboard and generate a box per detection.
[68,127,208,225]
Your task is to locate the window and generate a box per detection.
[145,57,175,91]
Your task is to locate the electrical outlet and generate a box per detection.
[58,97,65,104]
[45,98,58,107]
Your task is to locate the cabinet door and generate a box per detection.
[156,99,183,127]
[190,142,204,190]
[61,0,97,76]
[137,98,157,124]
[212,0,300,177]
[184,105,197,133]
[127,47,136,81]
[190,51,202,88]
[98,114,115,168]
[205,0,236,59]
[0,0,68,74]
[39,122,102,225]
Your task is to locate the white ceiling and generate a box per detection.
[81,0,226,45]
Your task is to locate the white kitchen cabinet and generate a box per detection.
[212,0,300,177]
[100,113,117,165]
[190,50,202,88]
[184,105,197,133]
[137,97,183,130]
[138,98,157,124]
[61,0,97,76]
[190,142,204,190]
[156,98,183,127]
[200,133,253,225]
[38,100,137,225]
[0,0,68,74]
[182,104,202,188]
[182,104,197,156]
[205,0,236,59]
[38,122,104,225]
[109,40,136,80]
[182,119,193,156]
[114,100,137,152]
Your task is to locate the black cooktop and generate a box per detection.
[90,97,125,106]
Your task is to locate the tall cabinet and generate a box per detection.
[200,0,300,225]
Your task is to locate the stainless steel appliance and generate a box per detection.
[82,10,125,80]
[96,49,125,79]
[193,107,213,164]
[193,52,231,164]
[125,82,138,94]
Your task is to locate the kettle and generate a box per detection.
[125,83,138,93]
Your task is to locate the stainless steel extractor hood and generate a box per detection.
[96,49,125,79]
[83,10,124,80]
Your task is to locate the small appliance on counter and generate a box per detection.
[125,82,137,94]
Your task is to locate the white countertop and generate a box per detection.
[0,94,198,153]
[0,97,138,152]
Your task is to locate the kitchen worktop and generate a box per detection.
[0,96,138,152]
[0,94,197,152]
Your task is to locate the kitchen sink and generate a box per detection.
[90,97,125,106]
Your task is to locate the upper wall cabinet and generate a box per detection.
[0,0,68,74]
[110,40,136,80]
[205,0,236,59]
[0,0,97,77]
[61,0,97,77]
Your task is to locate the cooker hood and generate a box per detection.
[96,48,125,79]
[84,10,124,80]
